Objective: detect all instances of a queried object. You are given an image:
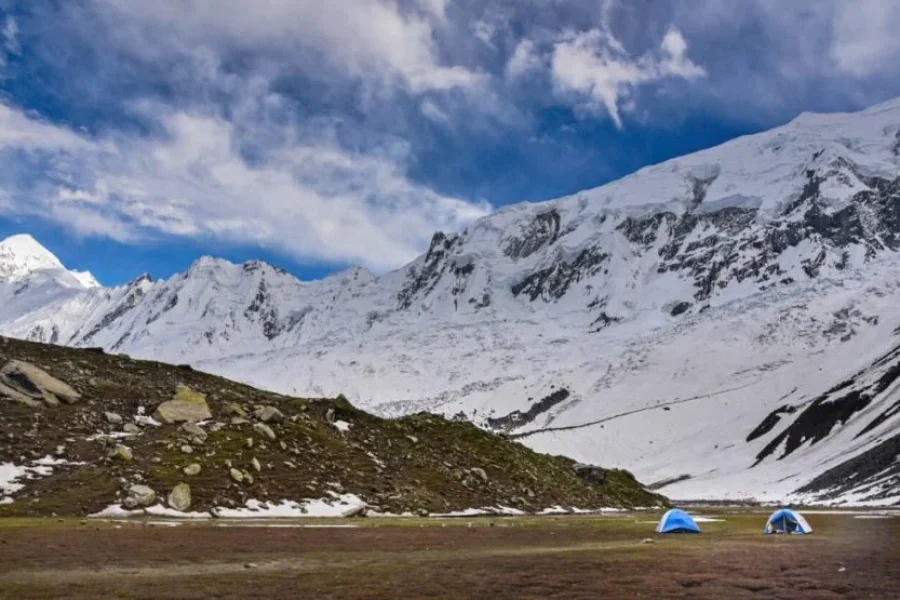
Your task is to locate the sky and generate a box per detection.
[2,0,900,285]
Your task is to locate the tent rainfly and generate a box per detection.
[656,509,701,534]
[764,509,812,534]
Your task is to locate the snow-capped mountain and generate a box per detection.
[0,234,99,288]
[4,98,900,505]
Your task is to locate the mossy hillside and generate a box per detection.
[0,336,665,516]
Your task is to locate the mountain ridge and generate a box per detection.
[4,97,900,505]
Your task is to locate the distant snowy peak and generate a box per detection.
[0,234,99,288]
[0,234,64,280]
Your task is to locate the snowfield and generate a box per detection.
[4,98,900,505]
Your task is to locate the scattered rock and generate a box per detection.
[152,385,211,424]
[167,483,192,512]
[230,468,244,483]
[253,423,276,441]
[325,408,336,425]
[122,423,141,434]
[181,423,208,442]
[641,538,656,545]
[406,435,419,444]
[254,406,284,423]
[244,562,258,570]
[251,457,261,472]
[123,485,156,509]
[180,445,194,454]
[183,463,202,477]
[104,412,123,425]
[111,445,133,462]
[231,416,249,426]
[226,403,247,417]
[470,467,488,482]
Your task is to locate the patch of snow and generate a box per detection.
[332,420,351,433]
[0,463,28,498]
[86,432,136,441]
[90,504,211,519]
[212,494,367,518]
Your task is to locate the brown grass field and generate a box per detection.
[0,510,898,599]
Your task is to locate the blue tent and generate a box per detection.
[764,509,812,534]
[656,509,701,534]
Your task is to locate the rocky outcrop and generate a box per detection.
[0,360,81,407]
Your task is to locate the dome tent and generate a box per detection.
[764,508,812,534]
[656,508,701,534]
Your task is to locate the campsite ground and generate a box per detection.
[0,509,898,599]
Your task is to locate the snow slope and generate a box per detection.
[4,98,900,505]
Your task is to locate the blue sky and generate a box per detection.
[2,0,900,285]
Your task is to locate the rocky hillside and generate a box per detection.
[0,336,663,517]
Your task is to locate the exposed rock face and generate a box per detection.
[574,464,606,485]
[167,483,192,512]
[152,385,211,424]
[0,360,81,406]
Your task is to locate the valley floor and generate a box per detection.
[0,511,898,599]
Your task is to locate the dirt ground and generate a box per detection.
[0,511,898,599]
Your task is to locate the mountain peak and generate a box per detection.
[0,234,64,280]
[0,234,99,288]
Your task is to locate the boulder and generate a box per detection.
[105,412,123,425]
[152,385,211,424]
[181,423,208,442]
[470,467,488,482]
[226,403,247,418]
[183,463,202,477]
[253,406,284,423]
[230,468,244,483]
[0,380,42,408]
[0,360,81,406]
[167,483,192,512]
[251,457,261,472]
[253,423,276,441]
[111,444,133,462]
[574,463,606,484]
[123,485,156,509]
[123,423,141,434]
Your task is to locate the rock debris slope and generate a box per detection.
[0,336,660,516]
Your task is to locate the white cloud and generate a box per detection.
[506,40,542,79]
[550,26,705,127]
[2,16,18,55]
[92,0,482,95]
[420,99,450,124]
[0,100,490,271]
[831,0,900,77]
[472,20,496,48]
